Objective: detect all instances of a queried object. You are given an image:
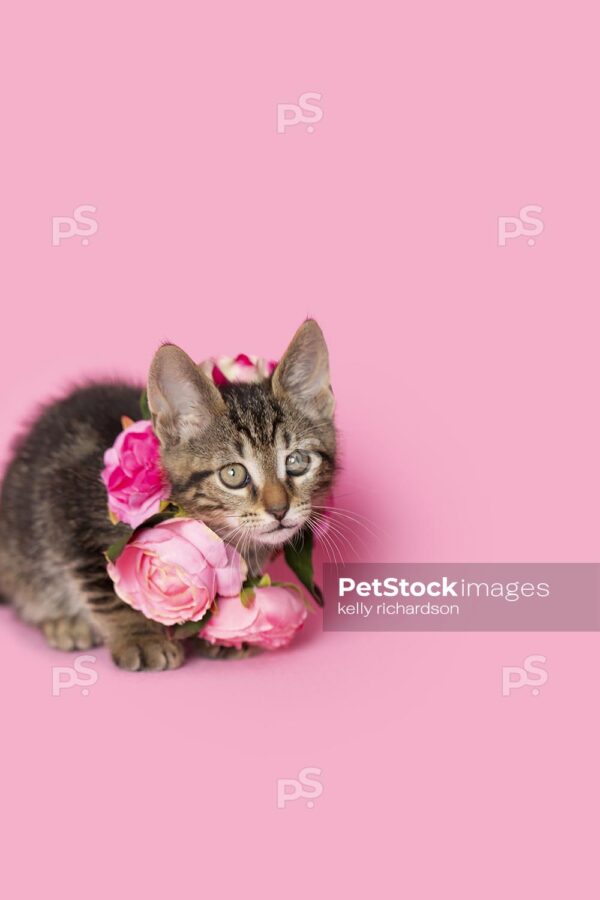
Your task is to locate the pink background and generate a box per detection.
[0,2,598,898]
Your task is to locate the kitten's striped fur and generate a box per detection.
[0,321,336,670]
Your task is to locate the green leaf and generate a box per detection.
[139,388,151,420]
[240,587,256,608]
[134,507,179,530]
[284,527,324,607]
[242,574,262,590]
[105,532,132,563]
[172,611,212,640]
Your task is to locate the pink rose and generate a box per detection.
[200,585,307,650]
[199,353,278,386]
[107,518,246,626]
[101,419,169,529]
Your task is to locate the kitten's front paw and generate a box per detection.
[196,639,260,660]
[110,635,185,672]
[42,614,103,651]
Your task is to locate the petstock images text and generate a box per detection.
[323,564,600,631]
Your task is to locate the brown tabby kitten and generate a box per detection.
[0,320,336,671]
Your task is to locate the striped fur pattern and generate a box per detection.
[164,380,336,575]
[0,320,336,670]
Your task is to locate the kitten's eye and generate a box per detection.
[219,464,249,489]
[286,449,310,476]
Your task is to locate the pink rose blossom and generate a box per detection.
[200,585,307,650]
[107,518,246,627]
[199,353,278,386]
[101,419,169,529]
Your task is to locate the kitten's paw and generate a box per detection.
[196,640,260,660]
[110,635,185,672]
[42,614,103,651]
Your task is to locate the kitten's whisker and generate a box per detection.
[242,529,254,572]
[221,524,248,568]
[305,517,336,568]
[307,520,343,572]
[310,513,361,558]
[307,516,343,569]
[311,506,381,540]
[312,504,379,527]
[310,518,372,554]
[310,509,374,550]
[310,513,361,561]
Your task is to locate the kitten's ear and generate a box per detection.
[147,344,225,446]
[272,320,334,419]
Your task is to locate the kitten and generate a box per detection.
[0,320,336,670]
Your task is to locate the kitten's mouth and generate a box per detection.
[253,523,301,546]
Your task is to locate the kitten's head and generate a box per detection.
[147,320,336,555]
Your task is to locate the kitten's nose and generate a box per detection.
[267,501,289,522]
[263,481,289,522]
